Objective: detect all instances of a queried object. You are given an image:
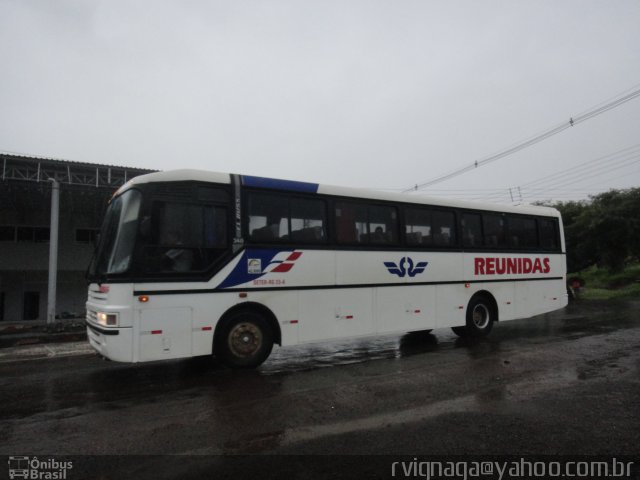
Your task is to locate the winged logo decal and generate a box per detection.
[384,257,428,278]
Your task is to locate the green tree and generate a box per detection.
[548,188,640,273]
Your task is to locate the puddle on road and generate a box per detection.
[5,301,637,419]
[260,330,445,375]
[259,302,639,375]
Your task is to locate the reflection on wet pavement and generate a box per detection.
[1,299,639,457]
[260,300,638,374]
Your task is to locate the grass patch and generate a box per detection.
[569,264,640,300]
[579,283,640,300]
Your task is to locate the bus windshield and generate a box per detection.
[90,189,142,278]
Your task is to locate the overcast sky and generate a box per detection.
[1,0,639,204]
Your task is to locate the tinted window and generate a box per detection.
[538,217,559,251]
[508,216,538,249]
[461,213,482,248]
[139,201,227,273]
[483,214,507,248]
[247,193,327,244]
[335,202,367,244]
[405,208,431,246]
[335,202,398,245]
[405,208,456,247]
[290,198,326,243]
[369,205,398,245]
[247,193,290,242]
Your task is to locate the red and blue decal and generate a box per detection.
[217,249,303,289]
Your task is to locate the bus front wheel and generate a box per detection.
[215,310,274,368]
[451,295,495,338]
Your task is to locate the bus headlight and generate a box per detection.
[97,312,119,327]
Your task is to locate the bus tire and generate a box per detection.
[215,310,274,368]
[451,295,495,337]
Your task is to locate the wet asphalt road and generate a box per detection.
[1,300,639,476]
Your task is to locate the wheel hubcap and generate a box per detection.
[228,322,262,358]
[472,304,490,329]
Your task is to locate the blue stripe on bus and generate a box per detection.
[241,175,319,193]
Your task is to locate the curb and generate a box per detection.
[0,340,95,364]
[0,330,87,349]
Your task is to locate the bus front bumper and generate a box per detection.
[86,321,134,362]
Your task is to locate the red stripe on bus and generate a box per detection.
[271,263,294,273]
[286,251,303,261]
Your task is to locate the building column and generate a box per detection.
[47,179,60,324]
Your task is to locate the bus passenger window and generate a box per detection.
[336,202,398,245]
[290,198,326,243]
[461,213,482,248]
[335,202,367,244]
[432,211,456,247]
[141,201,228,274]
[538,218,559,251]
[368,205,398,245]
[405,208,431,246]
[508,216,538,249]
[482,214,506,248]
[247,193,289,242]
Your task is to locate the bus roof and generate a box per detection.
[119,169,560,218]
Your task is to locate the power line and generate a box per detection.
[453,145,640,204]
[461,146,640,200]
[521,155,640,197]
[518,144,640,190]
[515,148,640,195]
[403,83,640,193]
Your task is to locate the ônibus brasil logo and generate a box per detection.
[8,456,73,479]
[384,257,428,278]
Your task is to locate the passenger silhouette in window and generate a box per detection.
[372,226,386,243]
[164,231,194,272]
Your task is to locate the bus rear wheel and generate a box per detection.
[215,310,274,368]
[451,295,495,338]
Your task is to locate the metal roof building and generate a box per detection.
[0,153,156,323]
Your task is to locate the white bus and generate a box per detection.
[86,170,567,368]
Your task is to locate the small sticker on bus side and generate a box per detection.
[248,258,262,274]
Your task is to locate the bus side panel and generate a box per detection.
[515,282,537,318]
[253,290,300,346]
[335,251,405,287]
[298,288,374,343]
[435,283,467,328]
[515,278,567,318]
[493,282,516,321]
[138,307,192,362]
[375,286,436,334]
